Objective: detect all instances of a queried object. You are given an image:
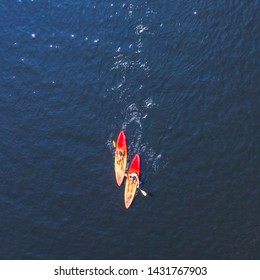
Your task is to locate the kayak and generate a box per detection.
[114,130,127,186]
[124,154,140,208]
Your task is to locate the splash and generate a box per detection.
[135,24,148,35]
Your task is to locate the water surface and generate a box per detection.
[0,0,259,259]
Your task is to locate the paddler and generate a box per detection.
[128,172,139,193]
[116,149,125,168]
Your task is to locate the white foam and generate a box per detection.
[145,98,153,108]
[128,3,134,17]
[137,39,143,49]
[123,103,143,129]
[146,8,157,16]
[49,44,59,49]
[135,24,148,35]
[152,154,162,172]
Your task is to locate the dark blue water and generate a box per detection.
[0,0,259,260]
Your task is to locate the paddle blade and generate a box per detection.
[140,188,147,196]
[112,140,116,147]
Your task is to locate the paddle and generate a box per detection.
[112,140,116,147]
[124,174,147,196]
[138,186,148,197]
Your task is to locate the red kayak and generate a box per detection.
[114,131,127,186]
[124,154,140,208]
